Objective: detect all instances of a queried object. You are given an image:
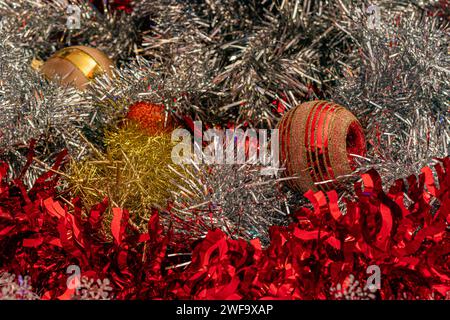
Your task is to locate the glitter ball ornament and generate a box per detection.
[126,101,174,135]
[277,100,366,193]
[40,46,113,90]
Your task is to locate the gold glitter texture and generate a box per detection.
[67,124,185,233]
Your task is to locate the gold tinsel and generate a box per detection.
[67,124,184,233]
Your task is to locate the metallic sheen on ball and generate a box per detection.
[40,46,113,90]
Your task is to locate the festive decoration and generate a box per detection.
[41,46,113,90]
[133,0,353,126]
[0,272,40,300]
[72,277,113,300]
[0,0,448,301]
[67,124,185,234]
[0,0,138,61]
[0,155,448,300]
[277,100,366,193]
[169,161,294,246]
[332,8,449,187]
[90,0,134,14]
[329,274,377,300]
[0,37,99,186]
[126,101,174,135]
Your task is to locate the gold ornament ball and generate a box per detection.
[40,46,113,90]
[277,100,366,193]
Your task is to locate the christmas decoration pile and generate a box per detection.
[0,0,448,300]
[0,156,448,299]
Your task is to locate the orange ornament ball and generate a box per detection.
[277,100,366,193]
[126,101,174,135]
[40,46,113,90]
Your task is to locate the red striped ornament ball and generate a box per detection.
[277,100,366,193]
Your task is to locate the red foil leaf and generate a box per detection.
[111,207,125,245]
[22,237,44,247]
[293,228,329,241]
[43,197,65,219]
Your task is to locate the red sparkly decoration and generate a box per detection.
[278,100,366,193]
[89,0,134,13]
[126,101,174,135]
[0,150,448,300]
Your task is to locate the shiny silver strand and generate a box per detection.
[332,5,449,186]
[168,160,295,246]
[0,0,138,61]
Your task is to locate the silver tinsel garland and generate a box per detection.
[86,54,216,123]
[168,160,294,245]
[0,0,138,61]
[137,0,356,127]
[0,28,96,185]
[332,4,449,185]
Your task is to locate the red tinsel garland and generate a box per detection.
[0,156,448,300]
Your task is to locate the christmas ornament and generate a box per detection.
[40,46,113,90]
[67,124,186,234]
[277,100,366,193]
[126,101,174,135]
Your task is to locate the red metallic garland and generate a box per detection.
[0,156,448,299]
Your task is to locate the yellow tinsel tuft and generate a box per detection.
[67,124,184,234]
